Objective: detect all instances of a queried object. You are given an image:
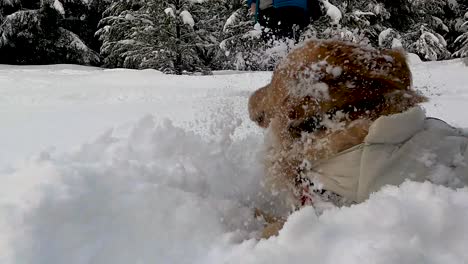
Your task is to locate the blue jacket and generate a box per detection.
[247,0,308,10]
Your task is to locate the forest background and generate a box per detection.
[0,0,467,74]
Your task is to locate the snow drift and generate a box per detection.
[1,60,468,263]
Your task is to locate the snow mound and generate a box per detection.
[1,61,468,263]
[0,112,268,264]
[206,181,468,264]
[3,111,468,264]
[407,52,423,64]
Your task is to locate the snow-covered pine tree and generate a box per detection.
[188,0,231,71]
[58,0,111,51]
[452,11,468,58]
[0,0,99,64]
[1,0,21,22]
[146,0,208,74]
[303,0,372,46]
[95,0,156,68]
[220,5,264,70]
[97,0,219,74]
[220,1,298,71]
[405,24,451,61]
[378,28,402,48]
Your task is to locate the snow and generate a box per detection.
[321,0,342,25]
[223,11,239,32]
[180,10,195,27]
[378,28,392,47]
[392,38,403,48]
[164,7,175,18]
[124,13,135,20]
[0,10,38,47]
[407,52,422,64]
[53,0,65,15]
[353,10,375,17]
[0,59,468,263]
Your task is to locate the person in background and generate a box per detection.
[248,0,321,41]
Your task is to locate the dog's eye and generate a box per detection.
[288,115,325,137]
[256,113,265,125]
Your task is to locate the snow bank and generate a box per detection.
[407,52,422,64]
[3,110,468,264]
[1,60,468,263]
[0,112,268,264]
[206,182,468,264]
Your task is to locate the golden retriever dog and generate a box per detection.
[249,39,426,238]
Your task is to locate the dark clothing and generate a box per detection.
[258,6,310,41]
[249,0,321,42]
[247,0,308,10]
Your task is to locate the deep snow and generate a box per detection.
[0,58,468,264]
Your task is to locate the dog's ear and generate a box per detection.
[249,85,272,128]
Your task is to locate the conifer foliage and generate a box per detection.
[0,0,467,71]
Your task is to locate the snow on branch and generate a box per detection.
[320,0,342,25]
[164,7,175,18]
[53,0,65,16]
[223,10,240,32]
[180,10,194,27]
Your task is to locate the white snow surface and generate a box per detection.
[1,59,468,263]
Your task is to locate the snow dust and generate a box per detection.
[0,59,468,263]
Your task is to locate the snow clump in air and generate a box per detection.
[321,0,342,25]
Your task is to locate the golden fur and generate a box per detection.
[249,40,427,237]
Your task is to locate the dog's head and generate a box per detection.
[249,39,427,133]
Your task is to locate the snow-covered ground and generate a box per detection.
[0,59,468,264]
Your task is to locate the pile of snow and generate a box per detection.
[407,52,423,64]
[0,113,268,264]
[206,182,468,264]
[1,59,468,263]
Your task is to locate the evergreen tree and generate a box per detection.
[97,0,224,74]
[188,0,230,71]
[452,12,468,58]
[220,2,298,71]
[59,0,111,51]
[1,0,21,22]
[0,0,99,65]
[405,25,451,61]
